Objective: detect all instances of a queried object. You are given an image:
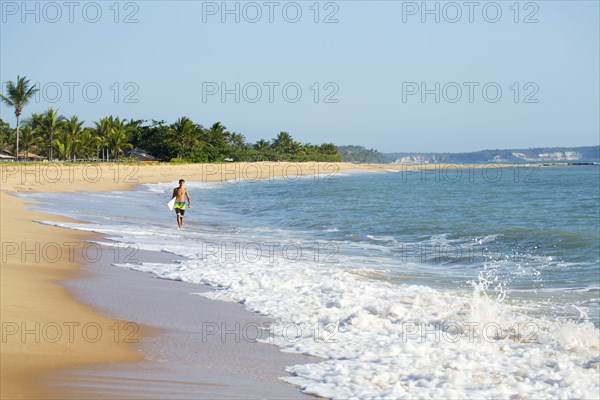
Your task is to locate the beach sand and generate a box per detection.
[0,192,146,399]
[0,161,566,398]
[0,162,361,398]
[51,244,321,399]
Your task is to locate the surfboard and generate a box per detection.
[167,197,176,211]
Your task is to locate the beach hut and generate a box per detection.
[0,150,15,161]
[18,152,44,161]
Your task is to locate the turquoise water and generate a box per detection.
[24,165,600,322]
[22,165,600,398]
[192,166,600,322]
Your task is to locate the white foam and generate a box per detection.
[127,252,600,399]
[143,180,227,194]
[35,205,600,399]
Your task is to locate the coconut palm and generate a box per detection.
[124,118,143,147]
[272,131,294,153]
[206,122,229,150]
[53,133,74,160]
[24,113,42,129]
[254,139,270,151]
[94,116,115,160]
[319,143,338,155]
[19,126,43,159]
[77,128,101,159]
[297,143,316,157]
[229,132,246,151]
[63,116,84,138]
[60,116,85,160]
[171,117,198,159]
[0,118,14,152]
[0,118,9,132]
[289,140,301,154]
[107,123,133,159]
[38,108,65,160]
[0,76,39,160]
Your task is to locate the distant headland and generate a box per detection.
[339,145,600,164]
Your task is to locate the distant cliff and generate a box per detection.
[384,146,600,164]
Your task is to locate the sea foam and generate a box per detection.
[30,178,600,400]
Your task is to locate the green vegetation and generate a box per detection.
[338,145,391,164]
[0,76,39,161]
[0,76,341,163]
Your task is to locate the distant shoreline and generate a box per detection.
[340,144,600,165]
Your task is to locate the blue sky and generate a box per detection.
[1,1,598,152]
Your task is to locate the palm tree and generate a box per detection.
[53,133,74,160]
[207,122,229,149]
[38,108,65,160]
[254,139,270,151]
[77,128,101,159]
[289,140,301,154]
[63,116,84,137]
[25,113,43,129]
[319,143,338,155]
[19,126,43,159]
[62,116,84,160]
[107,123,133,159]
[299,143,321,159]
[0,118,14,152]
[272,131,294,154]
[124,118,143,147]
[0,76,39,160]
[171,117,198,159]
[94,116,114,160]
[229,132,246,151]
[21,113,43,157]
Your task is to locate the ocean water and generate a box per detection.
[23,165,600,399]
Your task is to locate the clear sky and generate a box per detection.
[1,0,598,152]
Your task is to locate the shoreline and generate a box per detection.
[53,242,320,399]
[2,161,596,398]
[0,192,147,399]
[0,162,363,398]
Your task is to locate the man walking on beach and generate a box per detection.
[172,179,191,229]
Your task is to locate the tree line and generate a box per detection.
[337,145,391,164]
[0,76,341,162]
